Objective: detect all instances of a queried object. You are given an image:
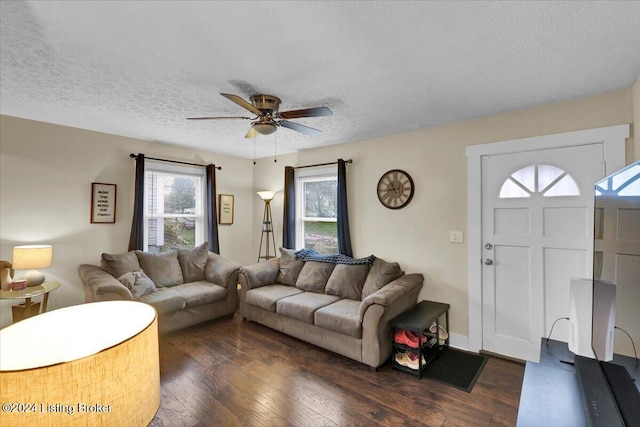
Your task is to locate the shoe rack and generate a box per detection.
[389,300,450,378]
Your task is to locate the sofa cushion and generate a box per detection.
[361,257,404,299]
[177,242,208,283]
[173,281,227,308]
[136,287,186,314]
[295,261,335,293]
[245,284,303,312]
[136,250,184,287]
[277,247,305,286]
[117,270,156,299]
[101,251,141,279]
[314,299,362,338]
[325,264,370,300]
[276,292,341,324]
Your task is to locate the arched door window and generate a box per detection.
[499,164,580,198]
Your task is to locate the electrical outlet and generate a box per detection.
[450,230,464,243]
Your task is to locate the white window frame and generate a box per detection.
[294,166,338,251]
[143,160,207,252]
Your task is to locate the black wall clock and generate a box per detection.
[376,169,414,209]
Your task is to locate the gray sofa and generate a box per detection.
[239,249,423,368]
[78,243,242,333]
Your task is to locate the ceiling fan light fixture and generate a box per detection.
[252,122,277,135]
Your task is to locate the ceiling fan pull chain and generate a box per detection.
[274,132,278,163]
[253,135,256,165]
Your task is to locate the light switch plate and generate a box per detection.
[450,230,464,243]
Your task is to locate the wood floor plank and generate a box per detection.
[153,314,524,426]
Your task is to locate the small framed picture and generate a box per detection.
[91,183,117,224]
[219,194,234,225]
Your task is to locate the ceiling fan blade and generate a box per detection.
[244,127,257,139]
[279,120,322,136]
[279,107,333,119]
[221,93,262,116]
[187,116,252,120]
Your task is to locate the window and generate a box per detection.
[499,164,580,199]
[144,161,206,253]
[295,167,338,254]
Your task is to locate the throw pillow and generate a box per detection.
[361,257,404,299]
[117,270,157,299]
[325,264,370,300]
[277,247,304,286]
[101,251,141,278]
[295,261,335,293]
[176,242,208,283]
[135,250,184,287]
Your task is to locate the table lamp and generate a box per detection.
[12,245,53,287]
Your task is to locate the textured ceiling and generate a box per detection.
[1,1,640,159]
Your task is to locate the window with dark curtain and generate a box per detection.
[337,159,353,257]
[282,166,296,249]
[128,154,145,251]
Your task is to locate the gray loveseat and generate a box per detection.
[239,249,423,368]
[78,243,242,333]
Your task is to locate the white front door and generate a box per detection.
[481,144,604,362]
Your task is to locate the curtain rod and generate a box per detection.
[130,153,221,170]
[293,159,352,170]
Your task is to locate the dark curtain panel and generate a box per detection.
[128,154,145,251]
[282,166,296,249]
[337,159,353,256]
[206,165,220,254]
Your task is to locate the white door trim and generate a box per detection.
[465,124,629,354]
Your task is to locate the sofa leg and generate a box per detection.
[370,366,379,372]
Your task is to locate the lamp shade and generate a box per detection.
[252,122,277,135]
[0,301,160,427]
[12,245,53,270]
[257,191,276,201]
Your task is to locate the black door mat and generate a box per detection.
[423,348,488,392]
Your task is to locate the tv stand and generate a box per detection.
[517,339,640,427]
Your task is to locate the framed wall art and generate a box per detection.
[219,194,234,225]
[91,183,117,224]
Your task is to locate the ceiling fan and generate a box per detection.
[187,93,333,138]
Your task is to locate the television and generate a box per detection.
[573,160,640,427]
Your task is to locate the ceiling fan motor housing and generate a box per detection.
[250,95,281,113]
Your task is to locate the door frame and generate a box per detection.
[465,124,629,354]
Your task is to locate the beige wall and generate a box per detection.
[1,88,634,337]
[0,116,255,327]
[252,89,633,343]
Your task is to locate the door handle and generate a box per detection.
[484,258,493,265]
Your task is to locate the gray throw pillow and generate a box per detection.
[325,264,370,300]
[278,247,304,286]
[295,261,335,293]
[135,250,184,287]
[361,257,404,299]
[101,251,141,278]
[117,270,157,299]
[177,242,208,283]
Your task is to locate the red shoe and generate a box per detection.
[394,329,419,348]
[405,330,427,345]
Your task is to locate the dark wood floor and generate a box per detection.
[150,313,525,427]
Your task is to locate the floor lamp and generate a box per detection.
[257,191,277,262]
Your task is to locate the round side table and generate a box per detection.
[0,281,60,322]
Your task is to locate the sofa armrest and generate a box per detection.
[358,273,424,321]
[238,259,280,290]
[205,252,242,289]
[78,264,133,302]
